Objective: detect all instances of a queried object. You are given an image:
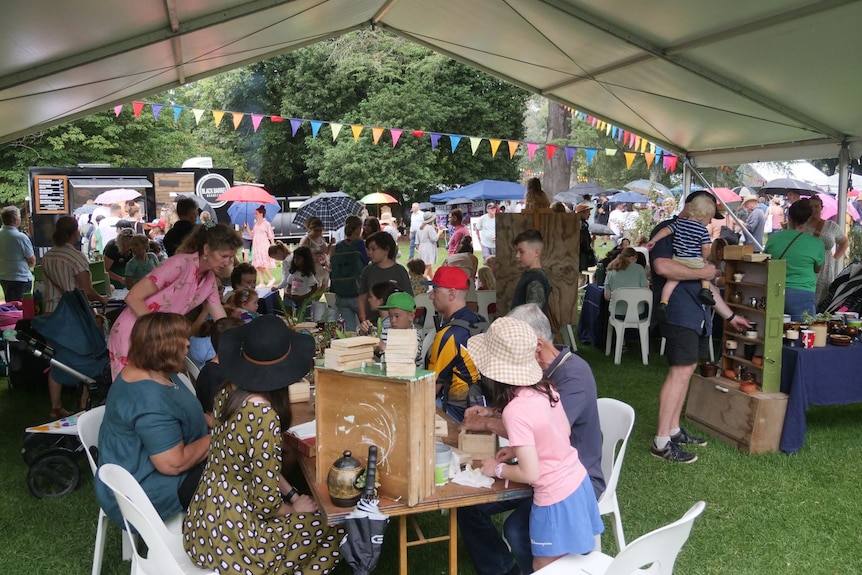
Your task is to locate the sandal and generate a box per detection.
[48,407,72,420]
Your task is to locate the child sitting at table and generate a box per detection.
[282,246,319,316]
[195,316,244,427]
[124,234,159,288]
[361,281,399,354]
[269,241,293,292]
[378,292,424,367]
[149,240,166,262]
[227,288,259,323]
[223,263,257,304]
[407,258,428,295]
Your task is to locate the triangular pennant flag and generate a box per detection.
[430,133,441,150]
[628,133,636,148]
[330,123,342,140]
[411,130,425,138]
[469,137,482,155]
[640,138,649,153]
[508,141,520,158]
[489,139,502,157]
[585,149,597,165]
[212,111,225,126]
[114,105,123,117]
[251,114,264,132]
[526,142,539,160]
[232,113,244,130]
[605,148,616,156]
[270,116,284,123]
[605,123,612,136]
[172,106,182,122]
[450,135,461,153]
[350,124,364,141]
[151,104,162,120]
[192,109,205,124]
[612,127,619,140]
[545,144,557,160]
[290,119,303,137]
[624,152,636,168]
[390,128,402,147]
[664,155,679,172]
[649,143,656,154]
[132,101,145,118]
[372,127,384,144]
[644,153,656,168]
[565,146,576,164]
[310,120,323,137]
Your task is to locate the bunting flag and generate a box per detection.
[508,140,519,159]
[115,99,681,172]
[291,118,303,137]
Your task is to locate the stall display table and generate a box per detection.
[780,344,862,453]
[577,283,607,346]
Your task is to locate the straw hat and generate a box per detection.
[467,317,543,386]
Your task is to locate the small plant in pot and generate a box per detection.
[802,311,832,348]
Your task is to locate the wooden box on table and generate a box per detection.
[686,374,787,454]
[314,365,436,506]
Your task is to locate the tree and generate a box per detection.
[543,102,573,195]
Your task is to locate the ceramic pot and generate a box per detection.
[810,322,828,348]
[700,362,719,378]
[327,450,364,508]
[740,380,758,393]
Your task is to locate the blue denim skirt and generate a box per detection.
[785,287,816,322]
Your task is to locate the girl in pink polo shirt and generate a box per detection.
[469,317,602,571]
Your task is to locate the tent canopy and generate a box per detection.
[430,180,526,203]
[3,1,862,165]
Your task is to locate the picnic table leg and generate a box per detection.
[449,508,458,574]
[399,515,408,575]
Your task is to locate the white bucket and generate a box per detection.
[311,301,327,321]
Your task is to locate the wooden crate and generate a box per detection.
[685,374,788,454]
[458,430,497,461]
[315,366,436,506]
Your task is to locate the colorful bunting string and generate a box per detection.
[113,101,681,172]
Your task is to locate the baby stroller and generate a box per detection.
[17,290,111,499]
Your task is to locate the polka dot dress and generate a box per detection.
[184,388,343,574]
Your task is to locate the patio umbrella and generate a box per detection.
[812,192,860,221]
[293,191,364,231]
[360,192,398,205]
[608,191,650,204]
[340,445,388,575]
[709,187,742,204]
[93,188,141,205]
[625,179,672,197]
[445,197,473,206]
[216,185,277,204]
[227,201,282,229]
[760,178,823,195]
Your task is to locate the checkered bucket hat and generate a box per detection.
[467,317,543,387]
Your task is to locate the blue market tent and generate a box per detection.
[429,180,526,203]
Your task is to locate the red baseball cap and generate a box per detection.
[421,266,470,290]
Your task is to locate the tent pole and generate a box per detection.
[838,143,850,269]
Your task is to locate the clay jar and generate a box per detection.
[752,355,764,367]
[327,450,364,508]
[700,362,719,378]
[740,380,758,393]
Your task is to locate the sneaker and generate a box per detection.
[671,427,708,446]
[698,288,715,306]
[657,302,668,323]
[650,441,698,463]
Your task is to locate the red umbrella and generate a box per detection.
[216,185,277,204]
[708,187,742,204]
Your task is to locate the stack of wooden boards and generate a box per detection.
[383,329,418,376]
[323,336,379,370]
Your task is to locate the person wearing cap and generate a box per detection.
[473,203,497,261]
[468,317,603,572]
[378,292,424,366]
[416,211,439,277]
[460,304,605,575]
[424,266,483,422]
[740,190,766,251]
[512,229,552,317]
[649,191,751,463]
[184,316,344,573]
[408,202,424,260]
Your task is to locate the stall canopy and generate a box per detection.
[430,180,526,203]
[2,1,862,166]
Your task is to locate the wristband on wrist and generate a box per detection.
[282,487,298,503]
[727,313,736,322]
[494,462,505,479]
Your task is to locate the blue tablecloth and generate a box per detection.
[577,283,607,346]
[779,344,862,453]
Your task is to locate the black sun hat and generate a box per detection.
[217,315,314,392]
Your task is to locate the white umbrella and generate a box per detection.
[93,188,141,205]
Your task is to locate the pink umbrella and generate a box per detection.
[814,192,860,221]
[708,187,742,204]
[216,185,277,204]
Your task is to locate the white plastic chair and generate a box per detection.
[532,501,706,575]
[98,464,217,575]
[414,293,436,331]
[78,407,133,574]
[605,288,652,365]
[596,398,636,553]
[475,290,497,321]
[184,356,200,384]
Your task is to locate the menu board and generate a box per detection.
[34,175,68,214]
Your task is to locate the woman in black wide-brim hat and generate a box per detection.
[184,316,343,574]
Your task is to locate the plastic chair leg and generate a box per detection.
[639,325,650,365]
[605,324,613,357]
[611,495,626,551]
[614,327,624,364]
[92,510,108,575]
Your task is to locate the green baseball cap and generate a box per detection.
[379,292,416,312]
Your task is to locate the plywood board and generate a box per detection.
[495,211,581,326]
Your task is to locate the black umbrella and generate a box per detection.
[445,197,473,206]
[759,177,823,195]
[590,223,614,236]
[294,192,364,231]
[176,193,216,220]
[340,445,388,575]
[417,202,434,211]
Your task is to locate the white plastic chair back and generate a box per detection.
[475,290,497,321]
[98,464,216,575]
[532,501,706,575]
[422,328,437,364]
[605,287,652,365]
[596,398,636,552]
[184,356,201,382]
[414,293,436,331]
[176,373,197,395]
